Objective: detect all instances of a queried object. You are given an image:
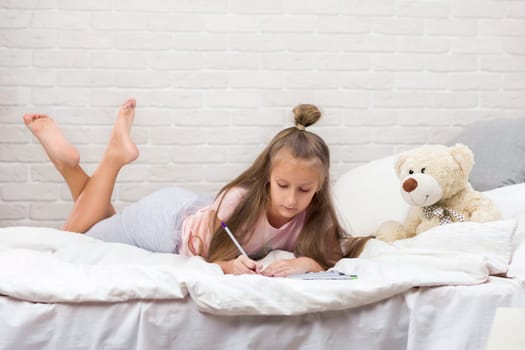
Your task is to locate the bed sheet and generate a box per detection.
[1,275,523,350]
[405,277,525,350]
[0,293,410,350]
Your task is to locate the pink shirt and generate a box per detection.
[178,187,305,258]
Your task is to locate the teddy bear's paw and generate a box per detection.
[470,208,502,223]
[375,220,407,242]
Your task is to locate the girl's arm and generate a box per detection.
[261,225,341,277]
[260,256,323,277]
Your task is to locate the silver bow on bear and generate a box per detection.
[422,205,465,225]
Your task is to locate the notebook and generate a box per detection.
[287,270,358,280]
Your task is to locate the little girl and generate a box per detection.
[23,99,372,276]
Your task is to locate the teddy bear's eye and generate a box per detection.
[408,169,414,175]
[421,168,426,173]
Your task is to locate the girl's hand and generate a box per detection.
[222,255,262,275]
[261,257,323,277]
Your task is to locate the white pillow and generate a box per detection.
[483,182,525,220]
[332,155,411,237]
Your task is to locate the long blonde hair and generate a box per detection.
[205,104,372,268]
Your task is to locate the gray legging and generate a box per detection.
[85,187,212,253]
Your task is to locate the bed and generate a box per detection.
[1,119,525,350]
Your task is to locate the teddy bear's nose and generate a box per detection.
[403,178,418,193]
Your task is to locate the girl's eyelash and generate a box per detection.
[277,183,310,192]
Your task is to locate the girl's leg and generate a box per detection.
[24,99,138,233]
[63,98,139,232]
[23,114,89,201]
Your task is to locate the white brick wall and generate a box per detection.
[1,0,524,228]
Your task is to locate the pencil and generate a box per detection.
[221,221,248,257]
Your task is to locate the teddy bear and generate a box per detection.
[375,143,502,242]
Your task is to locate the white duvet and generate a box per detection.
[0,219,519,316]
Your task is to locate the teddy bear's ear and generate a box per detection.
[394,153,408,178]
[450,143,475,176]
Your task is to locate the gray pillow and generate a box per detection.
[450,118,525,191]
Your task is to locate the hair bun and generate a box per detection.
[292,104,321,130]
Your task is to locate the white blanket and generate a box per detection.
[0,219,518,316]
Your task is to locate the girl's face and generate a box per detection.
[267,149,323,228]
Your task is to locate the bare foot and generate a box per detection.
[23,114,80,170]
[104,98,139,165]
